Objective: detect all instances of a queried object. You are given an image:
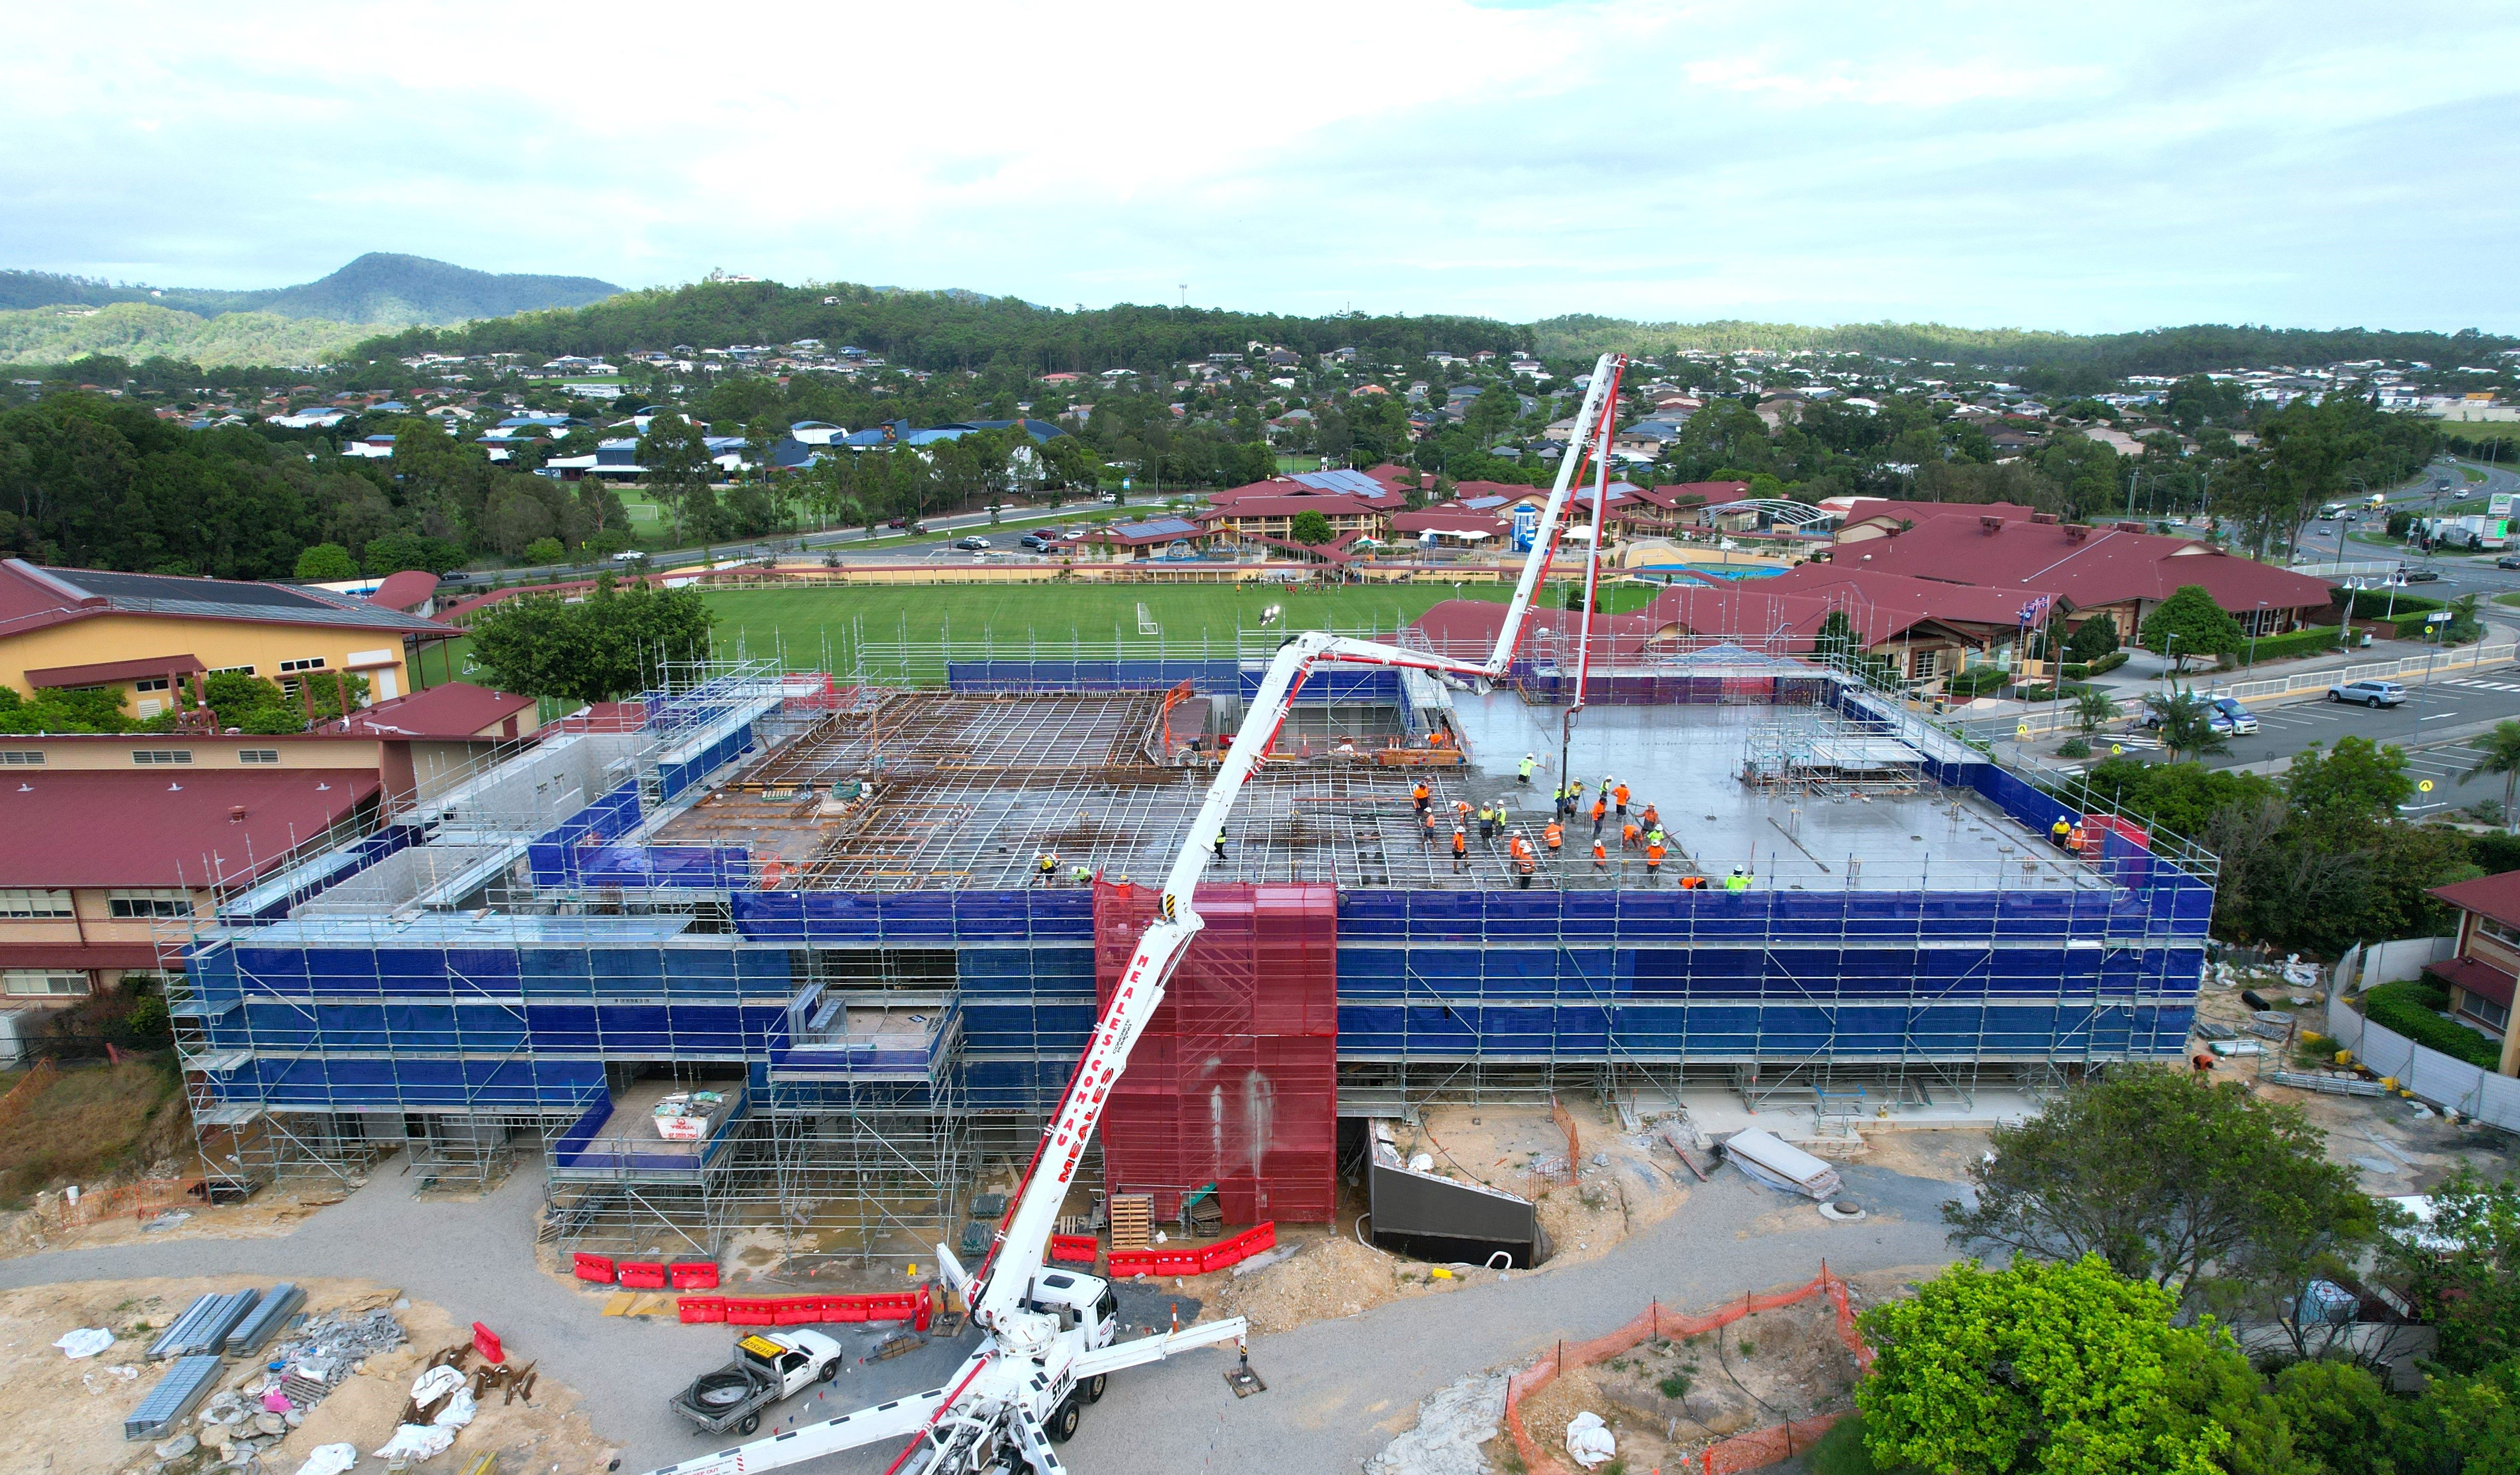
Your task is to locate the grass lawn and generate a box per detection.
[0,1058,180,1204]
[2495,591,2520,609]
[2465,464,2491,481]
[701,580,1661,670]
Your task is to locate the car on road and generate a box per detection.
[1019,532,1055,551]
[2395,566,2441,583]
[955,536,992,551]
[2140,693,2239,737]
[2329,679,2406,708]
[2209,695,2259,734]
[2499,554,2520,571]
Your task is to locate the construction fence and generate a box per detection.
[1503,1267,1873,1475]
[2323,991,2520,1132]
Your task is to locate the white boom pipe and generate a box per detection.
[1484,351,1621,676]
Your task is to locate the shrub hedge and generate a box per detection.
[2362,979,2504,1069]
[1944,667,2011,699]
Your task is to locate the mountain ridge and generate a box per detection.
[0,252,622,326]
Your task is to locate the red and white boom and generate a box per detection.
[644,353,1625,1475]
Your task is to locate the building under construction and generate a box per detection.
[164,632,2212,1272]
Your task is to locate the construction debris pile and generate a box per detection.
[264,1307,409,1409]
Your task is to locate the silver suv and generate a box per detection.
[2328,679,2406,708]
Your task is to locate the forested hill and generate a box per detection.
[1530,315,2520,379]
[0,253,621,325]
[347,280,1533,373]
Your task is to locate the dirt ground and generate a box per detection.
[0,1181,353,1261]
[1403,1102,1695,1268]
[2189,970,2519,1197]
[1485,1266,1926,1475]
[1503,1290,1862,1473]
[0,1275,609,1475]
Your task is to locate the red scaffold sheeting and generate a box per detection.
[1093,880,1337,1224]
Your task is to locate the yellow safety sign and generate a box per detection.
[2419,779,2435,792]
[2110,744,2123,755]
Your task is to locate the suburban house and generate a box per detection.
[1831,514,2338,644]
[0,560,456,716]
[1756,564,2067,678]
[2420,871,2520,1076]
[1634,583,2011,686]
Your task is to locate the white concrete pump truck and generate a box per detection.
[645,353,1628,1475]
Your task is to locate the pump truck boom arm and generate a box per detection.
[636,354,1621,1475]
[968,351,1622,1327]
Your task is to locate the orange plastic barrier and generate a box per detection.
[1501,1267,1872,1475]
[1107,1222,1279,1279]
[675,1292,935,1328]
[669,1261,721,1290]
[472,1322,504,1365]
[724,1297,784,1326]
[1048,1234,1099,1265]
[616,1260,669,1290]
[571,1252,616,1283]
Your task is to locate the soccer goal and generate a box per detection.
[1137,602,1160,636]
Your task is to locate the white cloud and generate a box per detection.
[2,0,2516,331]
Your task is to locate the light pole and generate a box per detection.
[2247,600,2267,669]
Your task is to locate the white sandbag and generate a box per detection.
[293,1443,358,1475]
[374,1424,454,1462]
[1564,1410,1616,1468]
[53,1327,113,1358]
[409,1363,466,1404]
[432,1388,477,1429]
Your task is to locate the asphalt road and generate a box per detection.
[478,496,1125,583]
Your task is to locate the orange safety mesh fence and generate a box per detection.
[0,1060,57,1132]
[1503,1266,1873,1475]
[54,1177,205,1228]
[1549,1094,1581,1186]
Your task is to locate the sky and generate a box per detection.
[7,1,2519,334]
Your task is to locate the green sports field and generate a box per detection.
[699,581,1661,671]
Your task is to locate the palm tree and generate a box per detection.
[2073,687,2119,735]
[2153,692,2231,764]
[2459,719,2520,832]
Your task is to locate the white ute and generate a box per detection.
[644,353,1635,1475]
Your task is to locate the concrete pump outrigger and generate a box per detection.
[644,353,1627,1475]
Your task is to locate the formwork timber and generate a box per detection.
[159,640,2214,1269]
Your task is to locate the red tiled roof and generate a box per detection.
[25,653,207,689]
[1196,495,1380,522]
[317,681,531,740]
[1390,509,1511,538]
[1640,583,1947,648]
[1762,564,2062,629]
[2429,955,2516,1011]
[367,569,440,613]
[0,769,381,887]
[1838,514,2336,612]
[2432,870,2520,931]
[1835,498,2041,529]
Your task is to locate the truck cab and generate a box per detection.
[1023,1271,1120,1346]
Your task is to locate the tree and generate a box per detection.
[522,536,566,566]
[363,532,467,575]
[637,414,713,541]
[292,542,358,580]
[1857,1256,2265,1475]
[2393,1169,2520,1375]
[2282,735,2413,823]
[2065,617,2120,663]
[2139,585,2244,671]
[1289,510,1336,546]
[2155,692,2232,763]
[465,577,713,703]
[2072,686,2117,734]
[2461,721,2520,834]
[1944,1067,2374,1308]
